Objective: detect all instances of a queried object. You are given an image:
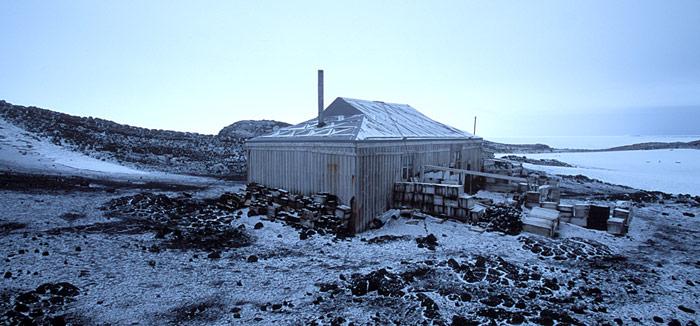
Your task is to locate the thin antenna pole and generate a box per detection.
[473,116,477,135]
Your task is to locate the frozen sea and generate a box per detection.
[498,149,700,196]
[488,134,700,150]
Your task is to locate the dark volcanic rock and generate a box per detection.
[99,192,252,251]
[1,282,80,325]
[678,305,695,314]
[349,268,405,297]
[416,234,439,250]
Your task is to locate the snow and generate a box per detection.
[0,117,220,186]
[252,97,476,141]
[488,135,700,150]
[499,149,700,195]
[1,185,699,324]
[0,117,146,175]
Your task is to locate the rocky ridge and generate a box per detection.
[0,100,289,178]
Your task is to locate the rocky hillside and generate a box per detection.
[0,100,289,178]
[483,140,554,154]
[605,140,700,151]
[218,120,290,140]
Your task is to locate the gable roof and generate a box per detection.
[249,97,477,142]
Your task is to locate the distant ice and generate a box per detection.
[500,149,700,195]
[488,135,700,149]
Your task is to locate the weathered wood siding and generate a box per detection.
[247,139,482,233]
[354,139,482,232]
[247,142,357,208]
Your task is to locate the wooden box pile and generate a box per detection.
[571,204,590,227]
[557,204,573,222]
[554,202,633,236]
[244,183,351,232]
[587,205,610,231]
[393,182,476,221]
[608,205,632,235]
[525,191,540,208]
[522,207,560,237]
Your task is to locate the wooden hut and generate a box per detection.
[246,96,483,232]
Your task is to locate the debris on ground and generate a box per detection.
[415,234,439,250]
[518,236,614,261]
[244,183,353,239]
[0,282,80,325]
[476,204,523,235]
[100,192,252,250]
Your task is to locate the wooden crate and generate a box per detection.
[445,199,459,208]
[456,208,468,218]
[573,204,590,218]
[557,204,574,213]
[445,186,460,199]
[541,202,558,210]
[522,216,556,237]
[607,217,626,235]
[458,195,475,209]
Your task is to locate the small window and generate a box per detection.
[401,154,414,181]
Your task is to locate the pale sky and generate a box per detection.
[1,1,699,137]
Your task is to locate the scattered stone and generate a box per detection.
[207,251,221,259]
[247,255,258,263]
[653,316,663,323]
[416,234,438,250]
[678,305,695,314]
[348,268,405,297]
[254,222,264,229]
[100,192,252,251]
[0,282,80,325]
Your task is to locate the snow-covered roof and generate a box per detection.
[249,97,477,142]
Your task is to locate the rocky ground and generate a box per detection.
[0,100,288,178]
[1,173,699,325]
[500,155,575,168]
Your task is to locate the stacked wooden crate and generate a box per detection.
[245,183,351,232]
[393,182,476,221]
[557,204,574,223]
[571,204,589,227]
[522,207,560,237]
[558,202,632,236]
[608,205,632,235]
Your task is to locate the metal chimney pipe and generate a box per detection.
[317,69,325,127]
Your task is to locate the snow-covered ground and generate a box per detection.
[0,117,146,175]
[0,117,223,187]
[499,149,700,196]
[489,135,700,150]
[1,186,698,325]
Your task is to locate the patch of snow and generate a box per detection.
[0,117,145,175]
